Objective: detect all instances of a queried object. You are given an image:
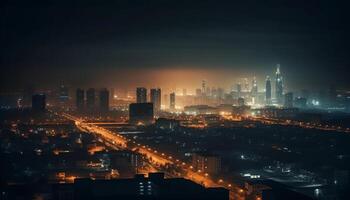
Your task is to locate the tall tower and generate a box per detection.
[251,77,258,105]
[251,77,258,97]
[236,83,242,98]
[136,87,147,103]
[275,64,284,105]
[99,88,109,113]
[170,92,175,110]
[150,88,161,115]
[202,80,206,96]
[59,84,69,102]
[76,88,85,111]
[266,76,272,105]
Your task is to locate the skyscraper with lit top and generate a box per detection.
[275,64,284,105]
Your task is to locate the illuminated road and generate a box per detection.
[251,116,350,133]
[61,113,245,200]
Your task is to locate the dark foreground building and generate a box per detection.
[0,173,229,200]
[129,103,154,125]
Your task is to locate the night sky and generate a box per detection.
[1,0,349,91]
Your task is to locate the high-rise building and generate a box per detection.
[275,64,284,105]
[284,92,293,108]
[99,88,109,112]
[266,76,272,105]
[236,83,242,98]
[243,78,249,92]
[76,88,85,111]
[32,94,46,112]
[86,88,96,111]
[136,87,147,103]
[202,80,206,96]
[251,77,258,97]
[59,84,69,101]
[150,88,161,115]
[170,92,175,110]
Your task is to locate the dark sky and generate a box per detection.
[1,0,349,91]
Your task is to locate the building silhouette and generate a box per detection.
[99,88,109,112]
[136,87,147,103]
[76,88,85,111]
[284,92,293,108]
[170,92,175,110]
[150,88,161,115]
[265,76,272,105]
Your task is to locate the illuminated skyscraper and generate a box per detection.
[150,88,161,115]
[243,78,249,92]
[251,77,258,98]
[99,88,109,112]
[86,88,96,111]
[275,64,284,105]
[265,76,272,105]
[170,92,175,110]
[76,88,85,111]
[136,87,147,103]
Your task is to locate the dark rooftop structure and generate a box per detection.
[0,173,229,200]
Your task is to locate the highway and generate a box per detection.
[61,113,245,200]
[250,116,350,133]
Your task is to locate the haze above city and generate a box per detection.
[1,1,349,91]
[1,1,350,200]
